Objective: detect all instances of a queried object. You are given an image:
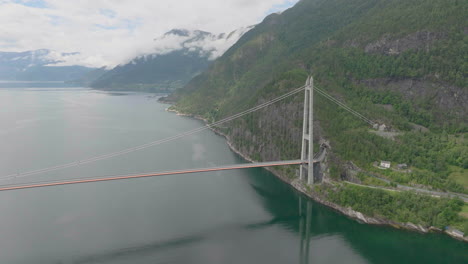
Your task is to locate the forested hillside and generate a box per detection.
[171,0,467,233]
[90,50,211,92]
[90,28,252,92]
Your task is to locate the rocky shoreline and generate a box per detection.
[165,106,467,243]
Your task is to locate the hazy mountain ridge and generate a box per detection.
[89,27,253,92]
[0,49,95,82]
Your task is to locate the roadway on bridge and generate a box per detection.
[0,160,307,192]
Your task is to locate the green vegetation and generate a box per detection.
[460,205,468,219]
[456,205,468,234]
[91,50,211,91]
[356,172,391,188]
[315,100,467,193]
[449,166,468,191]
[318,37,467,88]
[172,0,468,231]
[326,183,467,230]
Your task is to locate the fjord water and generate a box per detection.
[0,87,466,264]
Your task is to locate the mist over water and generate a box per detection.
[0,87,466,264]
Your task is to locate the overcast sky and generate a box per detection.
[0,0,298,68]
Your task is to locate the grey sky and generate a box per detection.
[0,0,298,67]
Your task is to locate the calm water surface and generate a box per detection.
[0,87,466,264]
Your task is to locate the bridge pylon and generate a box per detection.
[300,76,314,184]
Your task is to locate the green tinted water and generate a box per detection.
[0,88,466,263]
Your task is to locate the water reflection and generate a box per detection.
[74,235,204,264]
[299,196,311,264]
[244,167,468,264]
[1,89,466,264]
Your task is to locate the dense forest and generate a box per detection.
[325,184,468,233]
[90,50,211,92]
[170,0,467,232]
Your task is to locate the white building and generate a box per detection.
[380,161,391,169]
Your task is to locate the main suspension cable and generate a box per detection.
[2,83,374,182]
[0,86,306,181]
[314,86,375,126]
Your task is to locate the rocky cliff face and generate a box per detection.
[225,99,303,162]
[363,31,447,55]
[359,77,467,123]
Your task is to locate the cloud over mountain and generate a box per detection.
[143,26,254,61]
[133,26,254,63]
[89,27,252,92]
[0,0,298,68]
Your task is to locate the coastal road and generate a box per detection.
[345,180,468,203]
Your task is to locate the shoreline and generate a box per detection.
[166,106,467,243]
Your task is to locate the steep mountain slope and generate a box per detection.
[0,49,95,81]
[171,0,468,231]
[90,50,210,92]
[90,27,252,92]
[67,67,108,87]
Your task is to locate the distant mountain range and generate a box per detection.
[89,27,253,92]
[0,49,95,82]
[0,27,252,89]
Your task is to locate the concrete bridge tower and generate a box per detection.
[300,76,314,184]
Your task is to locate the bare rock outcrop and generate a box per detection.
[359,77,467,122]
[364,31,447,55]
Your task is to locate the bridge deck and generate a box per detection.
[0,160,307,192]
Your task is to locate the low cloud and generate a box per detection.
[137,26,254,64]
[0,0,298,68]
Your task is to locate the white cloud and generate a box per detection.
[0,0,298,68]
[138,26,254,63]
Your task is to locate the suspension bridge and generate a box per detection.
[0,76,373,192]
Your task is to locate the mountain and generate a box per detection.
[171,0,468,233]
[66,67,108,87]
[90,27,253,92]
[0,49,95,82]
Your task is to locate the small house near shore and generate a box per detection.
[380,161,391,169]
